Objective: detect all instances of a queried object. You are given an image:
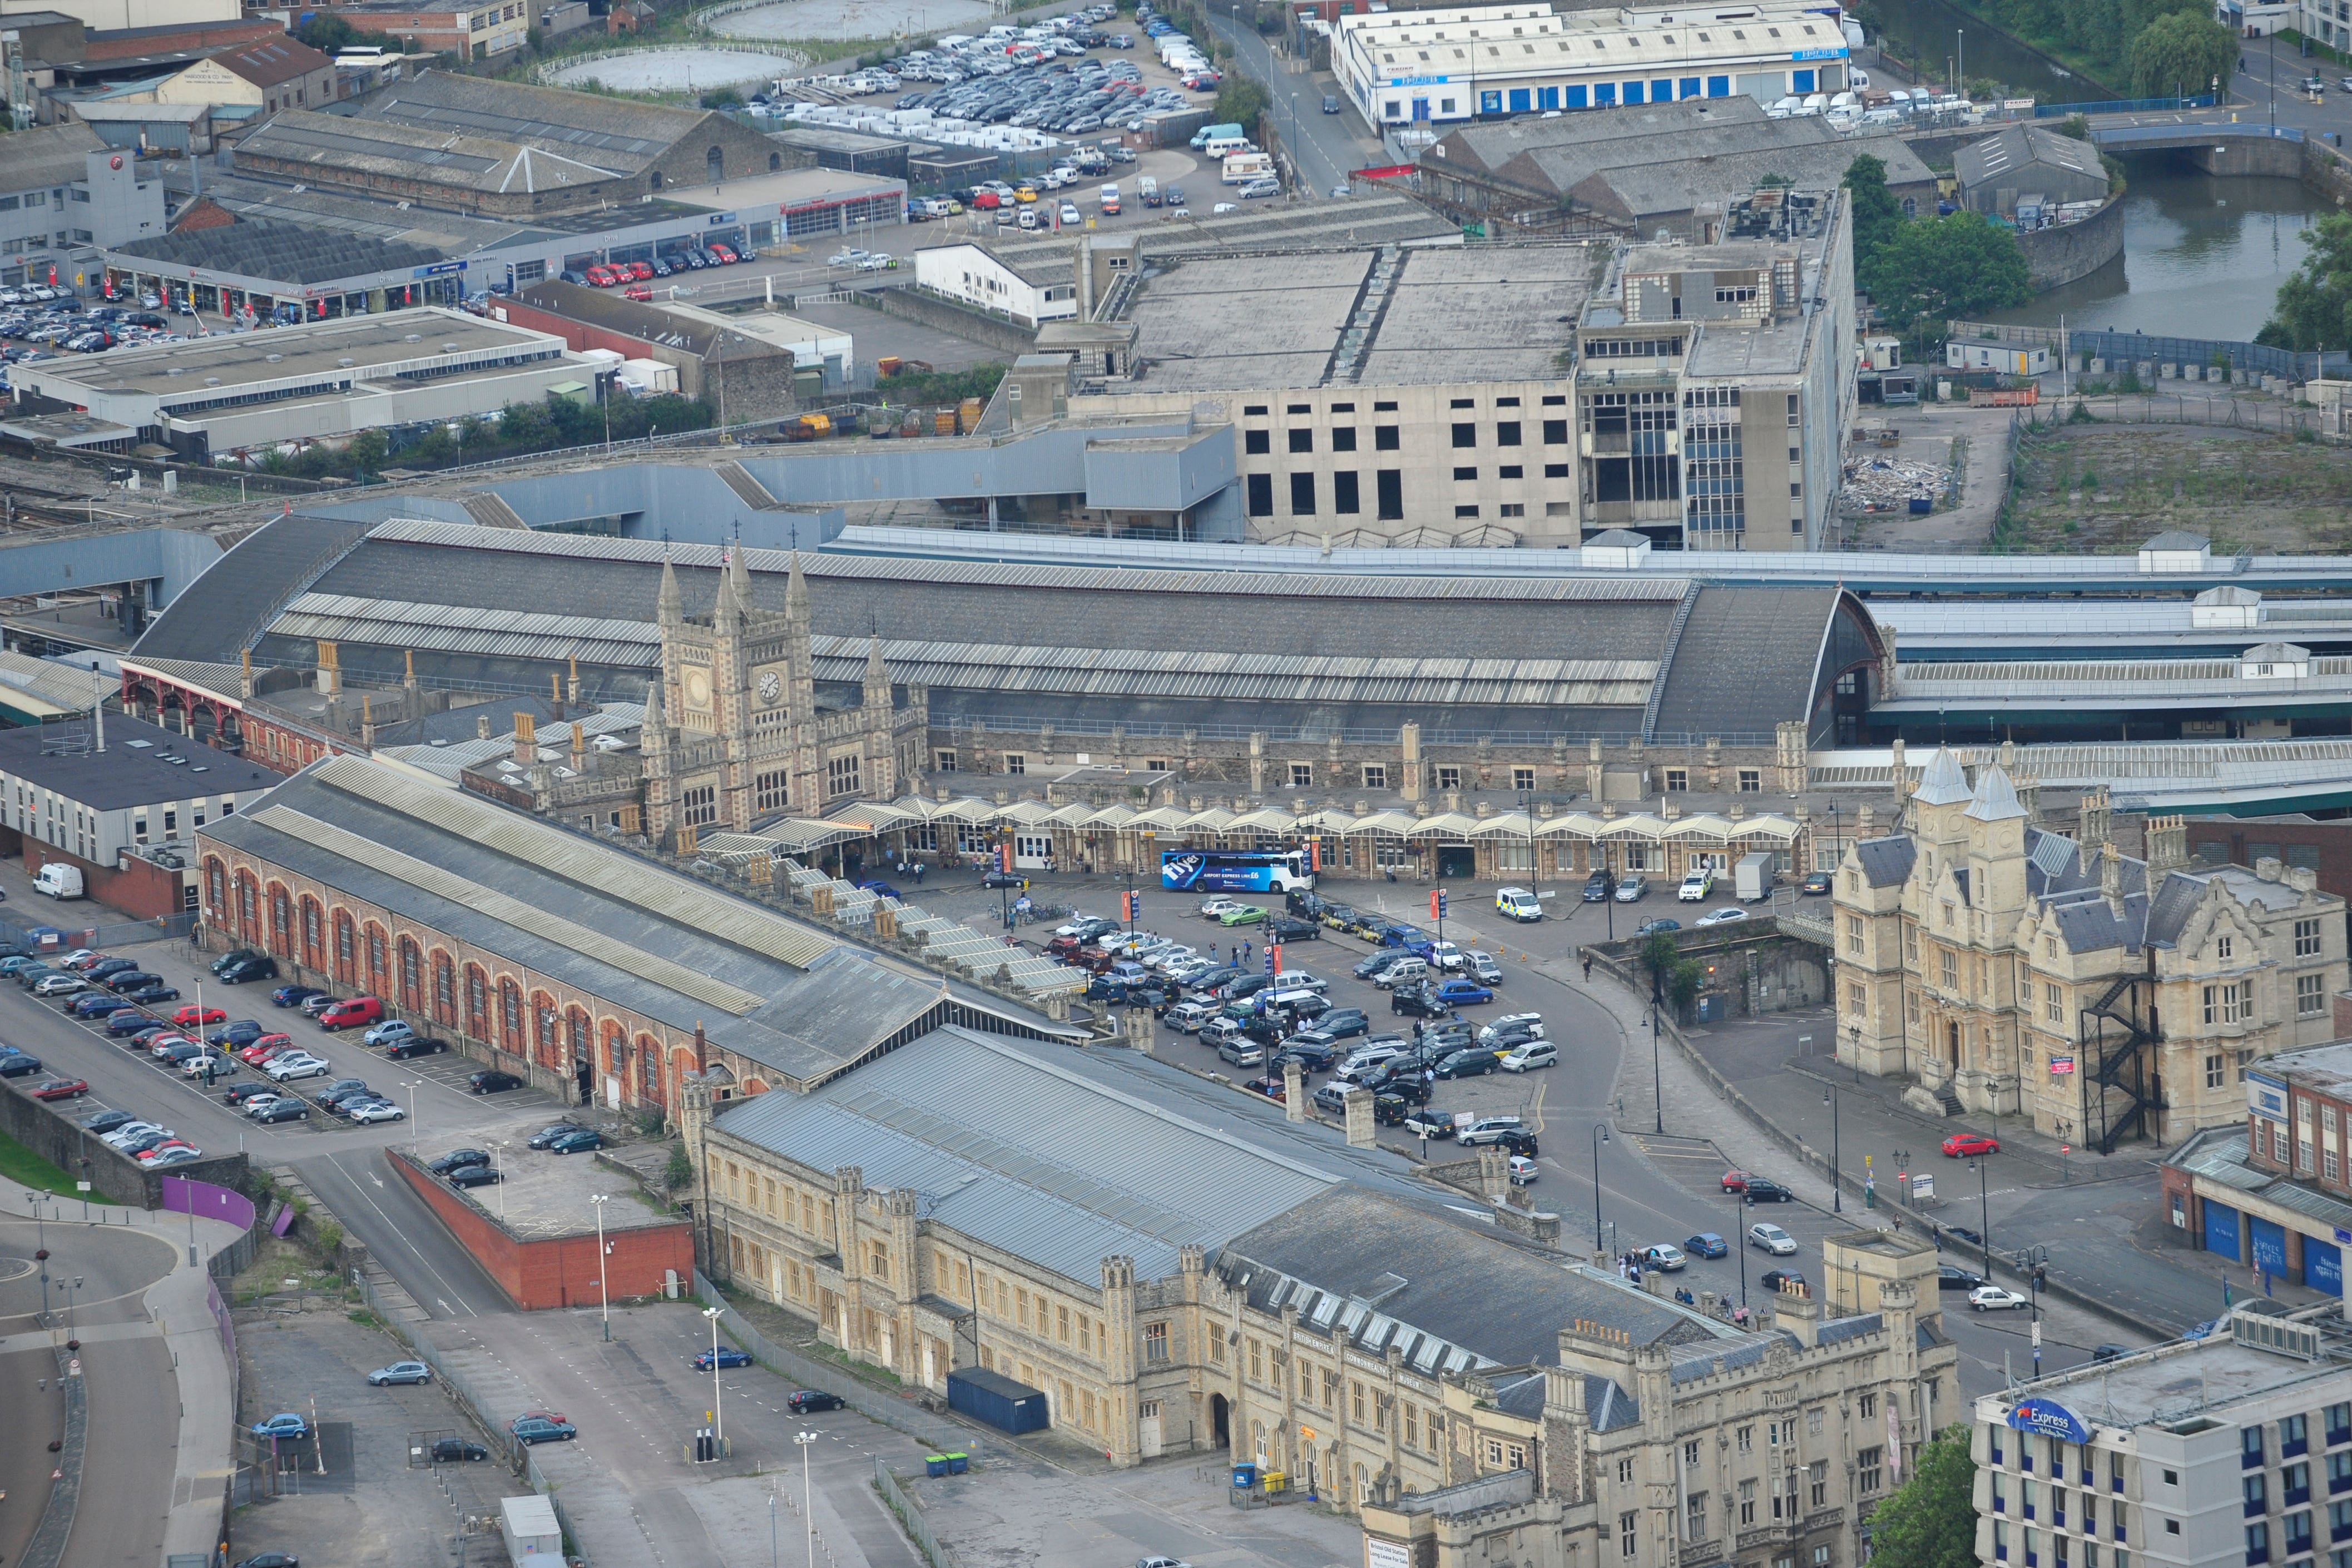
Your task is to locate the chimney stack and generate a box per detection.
[315,639,341,696]
[2102,841,2125,916]
[514,713,537,766]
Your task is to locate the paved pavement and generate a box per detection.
[0,1179,245,1568]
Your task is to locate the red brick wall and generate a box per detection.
[24,840,188,921]
[81,17,283,57]
[390,1149,694,1311]
[493,295,653,360]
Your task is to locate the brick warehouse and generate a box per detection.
[389,1148,691,1309]
[195,752,1068,1124]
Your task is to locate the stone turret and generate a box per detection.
[785,550,816,721]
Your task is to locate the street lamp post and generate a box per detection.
[1971,1156,1992,1272]
[794,1431,820,1568]
[65,1274,81,1348]
[1823,1084,1842,1214]
[1650,976,1663,1135]
[1591,1122,1611,1250]
[591,1193,612,1341]
[704,1304,726,1448]
[1735,1185,1748,1308]
[405,1080,423,1139]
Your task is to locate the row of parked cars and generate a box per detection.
[559,246,740,291]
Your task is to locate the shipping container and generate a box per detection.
[947,1367,1049,1433]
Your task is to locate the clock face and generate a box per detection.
[684,668,712,711]
[759,671,781,706]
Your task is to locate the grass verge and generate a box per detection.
[0,1126,89,1198]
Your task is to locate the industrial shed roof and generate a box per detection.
[199,755,1055,1087]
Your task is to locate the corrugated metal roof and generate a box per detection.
[711,1024,1338,1284]
[276,592,660,667]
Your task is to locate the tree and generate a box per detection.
[2127,9,2236,98]
[1214,75,1270,140]
[2258,211,2352,351]
[1863,210,2032,326]
[1842,155,1902,284]
[1867,1426,1979,1568]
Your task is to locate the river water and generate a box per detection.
[1860,0,2110,104]
[1982,158,2326,341]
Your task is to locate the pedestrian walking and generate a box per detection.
[1582,952,1593,981]
[1243,941,1253,966]
[914,862,924,885]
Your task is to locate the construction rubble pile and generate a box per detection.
[1838,454,1952,513]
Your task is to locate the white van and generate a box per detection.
[1495,887,1544,922]
[1374,956,1428,989]
[1200,133,1252,159]
[34,862,84,899]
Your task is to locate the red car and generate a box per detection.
[31,1078,88,1100]
[1721,1169,1750,1192]
[174,1005,226,1028]
[584,264,619,287]
[627,260,654,280]
[318,996,384,1031]
[242,1034,295,1063]
[707,242,738,264]
[623,285,652,301]
[1942,1133,2000,1158]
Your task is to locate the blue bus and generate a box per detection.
[1160,849,1315,893]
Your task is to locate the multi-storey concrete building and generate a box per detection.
[1833,746,2350,1152]
[1,121,165,290]
[2165,1040,2352,1295]
[1969,1302,2352,1568]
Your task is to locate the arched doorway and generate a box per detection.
[1210,1393,1229,1448]
[706,145,724,182]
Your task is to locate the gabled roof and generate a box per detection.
[214,36,333,88]
[1853,835,1915,888]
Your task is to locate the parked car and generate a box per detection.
[546,1128,602,1154]
[125,983,180,1005]
[1938,1264,1985,1291]
[387,1036,451,1061]
[1430,978,1494,1007]
[694,1346,755,1370]
[449,1163,502,1188]
[271,985,325,1008]
[1642,1242,1689,1271]
[1761,1269,1806,1293]
[1696,907,1749,927]
[788,1390,845,1413]
[317,996,383,1031]
[1614,876,1648,902]
[0,1053,43,1077]
[254,1099,309,1123]
[367,1361,433,1386]
[1742,1177,1794,1204]
[217,954,278,984]
[1800,871,1833,896]
[509,1415,576,1443]
[1677,869,1713,901]
[1747,1222,1798,1256]
[1498,1042,1557,1072]
[468,1070,523,1094]
[1970,1284,2029,1312]
[1942,1132,1999,1157]
[430,1437,489,1462]
[31,1078,88,1100]
[428,1148,493,1174]
[172,1005,226,1027]
[348,1100,407,1125]
[364,1020,415,1048]
[1684,1231,1729,1259]
[1457,1115,1527,1147]
[251,1413,310,1441]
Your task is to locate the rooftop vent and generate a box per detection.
[166,366,182,375]
[265,354,282,363]
[442,343,459,351]
[337,357,354,367]
[204,377,219,386]
[405,334,421,343]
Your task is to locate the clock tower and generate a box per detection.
[641,546,927,847]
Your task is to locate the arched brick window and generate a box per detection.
[432,952,457,1028]
[268,885,293,956]
[300,897,323,971]
[498,977,524,1054]
[397,937,423,1013]
[333,910,355,986]
[603,1021,627,1081]
[637,1033,665,1108]
[464,966,488,1040]
[235,872,260,944]
[205,857,226,916]
[566,1008,592,1069]
[533,993,559,1068]
[364,924,388,998]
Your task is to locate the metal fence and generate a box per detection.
[2035,93,2215,115]
[692,1270,964,1453]
[1950,319,2350,383]
[2048,393,2338,435]
[874,1458,963,1568]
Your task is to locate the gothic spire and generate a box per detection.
[785,548,810,622]
[656,553,681,625]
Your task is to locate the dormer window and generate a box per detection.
[2218,935,2235,960]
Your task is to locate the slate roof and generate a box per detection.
[1910,746,1970,805]
[1952,124,2106,191]
[1646,585,1839,742]
[133,516,1851,740]
[197,756,1056,1086]
[709,1023,1342,1284]
[216,36,333,88]
[1219,1185,1720,1372]
[1853,836,1915,888]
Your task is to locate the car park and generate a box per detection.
[1970,1284,2028,1311]
[1747,1222,1798,1256]
[367,1361,432,1386]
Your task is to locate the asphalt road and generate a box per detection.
[1200,6,1386,195]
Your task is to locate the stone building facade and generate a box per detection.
[1832,746,2350,1150]
[642,548,928,846]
